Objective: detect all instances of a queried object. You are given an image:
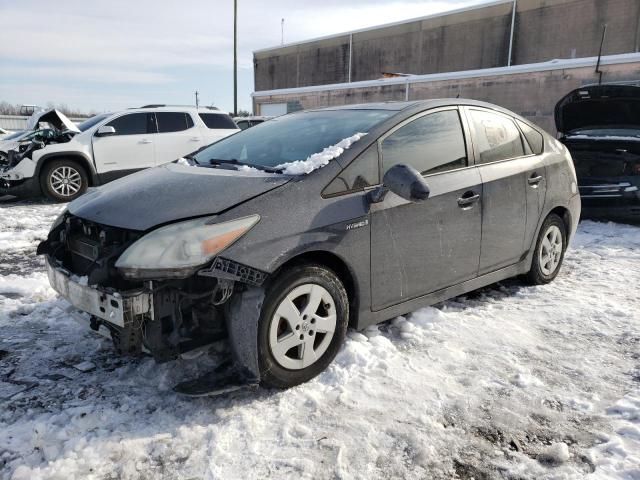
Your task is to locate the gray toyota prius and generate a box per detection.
[38,100,581,395]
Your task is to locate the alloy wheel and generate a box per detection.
[49,166,82,198]
[539,224,563,276]
[269,283,337,370]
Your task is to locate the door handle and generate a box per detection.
[190,137,201,142]
[457,191,480,208]
[528,174,543,186]
[139,139,152,144]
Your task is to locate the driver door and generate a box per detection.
[370,107,482,311]
[92,112,156,177]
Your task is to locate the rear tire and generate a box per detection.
[40,159,89,202]
[258,264,348,389]
[525,213,567,285]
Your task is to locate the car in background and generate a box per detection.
[556,84,640,222]
[233,116,272,130]
[0,106,238,201]
[38,100,580,394]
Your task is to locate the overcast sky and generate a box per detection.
[0,0,485,114]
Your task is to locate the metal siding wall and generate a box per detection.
[254,0,640,91]
[254,61,640,134]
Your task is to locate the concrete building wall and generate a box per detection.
[254,0,640,91]
[253,59,640,134]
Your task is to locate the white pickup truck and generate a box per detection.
[0,106,238,201]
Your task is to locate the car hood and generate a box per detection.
[555,84,640,135]
[26,109,80,133]
[68,163,291,231]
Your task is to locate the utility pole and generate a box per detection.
[233,0,238,116]
[281,18,285,45]
[194,90,199,109]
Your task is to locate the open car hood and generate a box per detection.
[555,84,640,135]
[26,109,80,133]
[68,163,290,231]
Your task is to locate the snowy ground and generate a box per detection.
[0,199,638,480]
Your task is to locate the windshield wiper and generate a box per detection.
[208,158,282,174]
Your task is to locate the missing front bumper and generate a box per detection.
[46,258,152,328]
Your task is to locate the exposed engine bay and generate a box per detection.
[0,109,80,172]
[37,213,267,379]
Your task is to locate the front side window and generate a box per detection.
[382,109,467,176]
[156,112,193,133]
[469,109,525,164]
[323,145,380,196]
[105,113,153,136]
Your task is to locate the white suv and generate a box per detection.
[0,106,238,201]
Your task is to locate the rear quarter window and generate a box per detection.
[516,120,544,154]
[199,113,238,130]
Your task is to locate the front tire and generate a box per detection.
[40,159,88,202]
[258,264,349,389]
[525,213,567,285]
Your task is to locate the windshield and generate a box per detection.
[191,109,393,170]
[77,113,111,132]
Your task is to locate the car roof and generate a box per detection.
[120,106,229,115]
[306,99,521,116]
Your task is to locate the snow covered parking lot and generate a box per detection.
[0,200,638,480]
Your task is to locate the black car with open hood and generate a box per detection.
[556,84,640,221]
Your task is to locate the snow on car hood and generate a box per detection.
[68,163,290,231]
[555,84,640,134]
[26,109,80,133]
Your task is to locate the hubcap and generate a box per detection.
[269,283,337,370]
[50,166,82,197]
[539,225,563,276]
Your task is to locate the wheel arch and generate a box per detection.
[548,206,572,244]
[271,250,359,329]
[35,152,98,186]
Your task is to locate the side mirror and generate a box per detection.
[96,125,116,137]
[370,164,430,203]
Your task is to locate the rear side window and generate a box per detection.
[516,120,544,154]
[323,145,380,196]
[199,113,238,129]
[468,109,525,163]
[105,113,153,135]
[382,109,467,176]
[156,112,193,133]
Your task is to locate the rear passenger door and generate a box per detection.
[153,112,201,165]
[465,107,544,274]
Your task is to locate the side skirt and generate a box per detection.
[358,260,530,330]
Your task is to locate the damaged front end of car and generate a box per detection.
[37,211,269,392]
[1,110,81,197]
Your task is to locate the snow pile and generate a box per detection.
[1,199,639,480]
[276,132,367,175]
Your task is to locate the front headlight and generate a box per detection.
[115,215,260,279]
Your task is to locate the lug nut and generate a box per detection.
[299,334,304,340]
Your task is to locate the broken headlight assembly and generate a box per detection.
[115,215,260,279]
